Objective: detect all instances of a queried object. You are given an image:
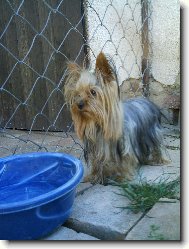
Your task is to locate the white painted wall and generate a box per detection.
[151,0,180,85]
[86,0,180,86]
[86,0,142,83]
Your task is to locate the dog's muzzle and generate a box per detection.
[77,100,85,110]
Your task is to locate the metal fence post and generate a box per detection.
[141,0,150,97]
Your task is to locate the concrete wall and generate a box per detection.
[151,0,180,86]
[149,0,180,124]
[86,0,180,120]
[86,0,142,83]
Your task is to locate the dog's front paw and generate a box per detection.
[148,158,171,166]
[82,174,104,185]
[82,174,92,183]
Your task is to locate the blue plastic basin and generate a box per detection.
[0,152,83,240]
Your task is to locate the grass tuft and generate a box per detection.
[112,177,180,213]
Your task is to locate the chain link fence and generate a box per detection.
[0,0,153,158]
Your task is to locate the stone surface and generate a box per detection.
[0,129,83,158]
[76,182,93,196]
[163,136,180,149]
[44,227,98,240]
[65,185,143,240]
[132,146,180,185]
[162,124,180,137]
[125,199,180,240]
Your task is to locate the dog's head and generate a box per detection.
[64,52,123,141]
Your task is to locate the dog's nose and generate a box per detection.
[77,100,84,110]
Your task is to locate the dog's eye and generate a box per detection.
[90,89,96,96]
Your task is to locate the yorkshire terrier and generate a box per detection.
[64,52,166,184]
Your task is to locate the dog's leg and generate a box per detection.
[149,147,171,165]
[83,158,105,184]
[115,154,138,182]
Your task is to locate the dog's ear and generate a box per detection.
[64,63,81,105]
[65,62,81,88]
[95,52,115,83]
[67,62,81,77]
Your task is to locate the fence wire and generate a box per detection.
[0,0,153,158]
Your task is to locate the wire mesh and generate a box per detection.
[0,0,152,159]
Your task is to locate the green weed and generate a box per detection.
[113,177,180,213]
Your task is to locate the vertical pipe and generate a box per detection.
[141,0,150,97]
[81,0,90,68]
